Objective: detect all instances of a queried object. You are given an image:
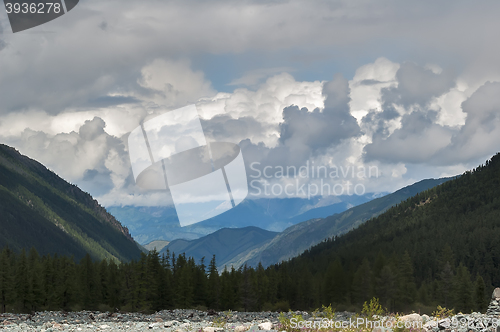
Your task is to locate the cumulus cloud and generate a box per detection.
[238,73,361,178]
[137,59,216,108]
[364,110,454,164]
[361,62,459,165]
[1,47,500,206]
[440,82,500,164]
[196,73,324,147]
[361,61,500,168]
[349,58,400,122]
[279,74,360,152]
[381,62,456,108]
[4,117,131,197]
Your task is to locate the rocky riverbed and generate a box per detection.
[0,309,317,332]
[2,288,500,332]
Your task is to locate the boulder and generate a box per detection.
[438,318,451,329]
[492,288,500,299]
[400,313,423,323]
[258,322,273,330]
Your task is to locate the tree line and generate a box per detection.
[0,244,490,314]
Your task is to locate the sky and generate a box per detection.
[1,0,500,207]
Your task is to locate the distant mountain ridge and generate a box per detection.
[108,194,378,244]
[0,144,142,261]
[163,177,453,270]
[236,177,453,268]
[161,226,278,270]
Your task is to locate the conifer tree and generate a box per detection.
[324,258,346,304]
[474,275,487,313]
[27,247,43,311]
[351,258,372,304]
[376,265,397,310]
[0,247,12,313]
[439,261,455,308]
[397,251,417,308]
[207,255,220,309]
[15,249,29,311]
[454,263,473,313]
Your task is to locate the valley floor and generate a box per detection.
[0,309,309,331]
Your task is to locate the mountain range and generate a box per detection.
[159,177,452,270]
[0,144,142,262]
[107,193,378,244]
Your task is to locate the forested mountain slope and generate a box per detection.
[237,177,452,268]
[272,153,500,312]
[0,144,142,262]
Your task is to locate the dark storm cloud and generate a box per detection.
[364,110,453,164]
[382,62,456,107]
[279,74,361,150]
[361,107,400,138]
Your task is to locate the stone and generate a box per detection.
[165,320,179,327]
[400,313,423,323]
[438,318,451,329]
[204,327,216,332]
[235,325,247,332]
[492,288,500,299]
[258,322,273,330]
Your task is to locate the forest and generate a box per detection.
[0,245,490,314]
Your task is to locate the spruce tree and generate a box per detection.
[351,258,372,304]
[324,258,346,304]
[0,247,12,313]
[396,251,417,308]
[207,255,220,309]
[454,263,473,313]
[15,249,29,312]
[474,275,487,313]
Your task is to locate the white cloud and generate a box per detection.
[137,58,215,108]
[349,57,400,122]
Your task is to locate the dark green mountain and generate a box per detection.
[238,177,452,268]
[161,226,278,270]
[0,144,142,262]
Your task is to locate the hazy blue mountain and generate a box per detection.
[107,193,378,244]
[226,177,454,269]
[160,226,278,270]
[0,144,143,262]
